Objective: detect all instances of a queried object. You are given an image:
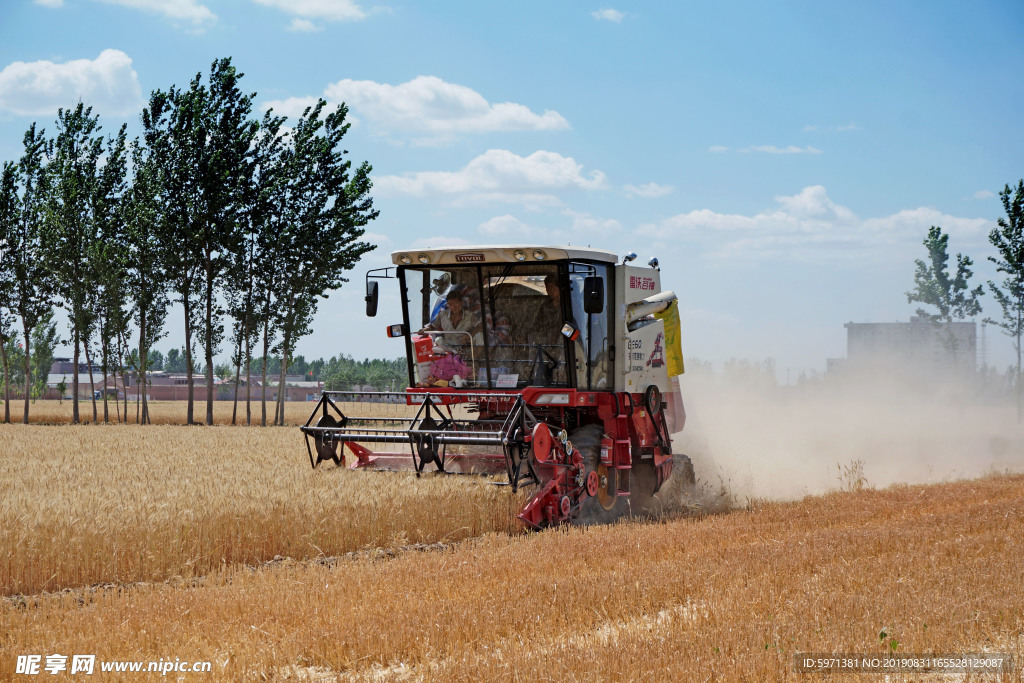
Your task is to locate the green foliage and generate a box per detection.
[29,310,60,400]
[164,348,184,373]
[255,98,377,423]
[1,57,379,424]
[986,181,1024,371]
[905,225,983,360]
[236,353,406,391]
[986,181,1024,419]
[142,57,262,424]
[1,337,24,391]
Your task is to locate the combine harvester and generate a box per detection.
[301,246,693,528]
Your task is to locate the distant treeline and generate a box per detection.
[0,57,378,426]
[148,349,408,392]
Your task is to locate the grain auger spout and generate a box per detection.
[301,245,695,528]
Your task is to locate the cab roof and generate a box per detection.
[390,245,619,266]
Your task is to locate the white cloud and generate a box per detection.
[973,190,996,200]
[287,18,322,31]
[708,145,729,153]
[410,235,472,249]
[624,182,673,198]
[478,211,621,242]
[375,149,607,208]
[263,96,321,119]
[94,0,216,27]
[0,49,143,116]
[263,75,568,141]
[741,145,822,154]
[34,0,64,7]
[253,0,367,22]
[592,9,624,22]
[562,209,621,235]
[479,215,537,237]
[361,230,391,245]
[637,185,992,263]
[774,185,855,222]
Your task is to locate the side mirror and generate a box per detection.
[365,280,379,317]
[583,276,604,314]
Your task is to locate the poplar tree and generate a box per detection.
[230,110,285,425]
[905,225,983,365]
[986,180,1024,419]
[11,124,56,423]
[123,141,170,424]
[0,162,19,422]
[270,100,376,425]
[143,58,258,425]
[45,105,106,422]
[89,124,129,422]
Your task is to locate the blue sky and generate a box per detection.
[1,0,1022,376]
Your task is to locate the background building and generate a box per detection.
[830,316,977,375]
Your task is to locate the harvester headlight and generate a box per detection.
[399,253,412,264]
[534,393,570,405]
[532,249,546,261]
[514,249,526,261]
[417,253,431,264]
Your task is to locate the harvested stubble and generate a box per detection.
[0,423,525,596]
[3,474,1022,681]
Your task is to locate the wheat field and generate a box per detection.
[2,409,1023,681]
[0,423,524,596]
[2,473,1022,680]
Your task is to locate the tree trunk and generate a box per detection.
[21,319,31,424]
[1017,321,1022,424]
[245,333,252,426]
[119,329,128,423]
[72,329,80,424]
[84,336,97,422]
[139,311,150,425]
[99,321,110,424]
[261,317,270,427]
[184,290,195,425]
[0,340,10,423]
[204,248,214,426]
[276,332,290,426]
[231,332,242,425]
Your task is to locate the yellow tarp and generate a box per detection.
[654,299,685,376]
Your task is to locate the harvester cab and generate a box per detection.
[301,245,694,528]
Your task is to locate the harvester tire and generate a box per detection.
[574,423,629,525]
[676,453,696,488]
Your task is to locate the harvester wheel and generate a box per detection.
[676,454,696,488]
[574,424,628,525]
[595,464,617,510]
[631,454,695,517]
[314,414,344,467]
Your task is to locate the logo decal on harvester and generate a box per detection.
[455,252,485,262]
[646,332,665,368]
[629,275,656,291]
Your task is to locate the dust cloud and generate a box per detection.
[670,368,1024,504]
